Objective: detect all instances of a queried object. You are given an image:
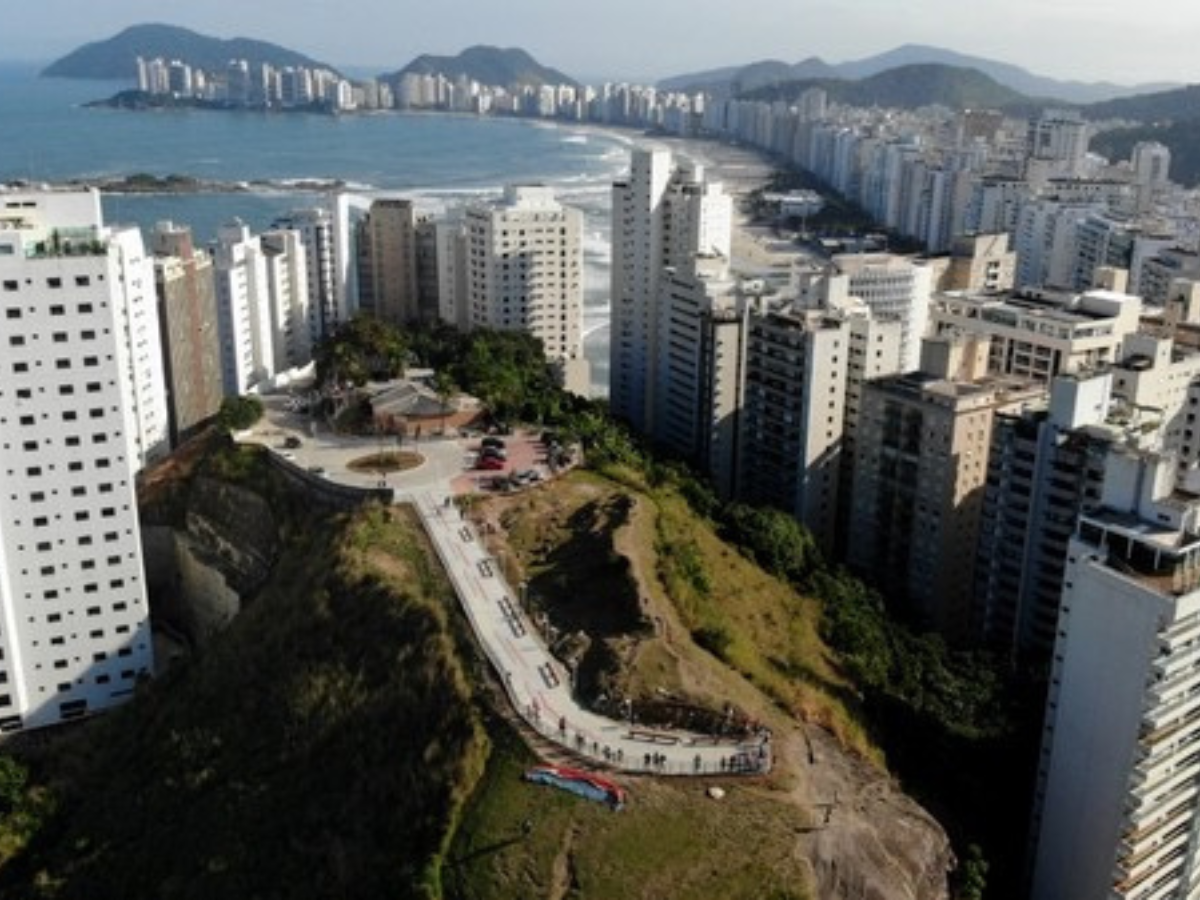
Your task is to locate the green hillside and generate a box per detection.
[1084,83,1200,123]
[0,444,486,899]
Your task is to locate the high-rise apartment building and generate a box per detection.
[211,221,275,395]
[610,147,732,431]
[259,228,312,373]
[434,212,470,331]
[1025,110,1090,186]
[356,198,421,326]
[273,207,340,342]
[974,374,1113,655]
[1132,141,1171,213]
[460,185,589,393]
[737,304,848,551]
[0,188,156,731]
[831,252,933,373]
[151,221,223,446]
[848,340,1044,638]
[211,221,312,395]
[1030,451,1200,900]
[654,257,747,497]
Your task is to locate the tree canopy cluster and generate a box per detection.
[214,395,264,432]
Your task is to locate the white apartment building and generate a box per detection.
[831,252,933,373]
[461,185,588,394]
[211,221,275,396]
[108,224,171,470]
[654,256,747,496]
[260,228,312,374]
[273,206,341,342]
[0,188,156,731]
[1031,451,1200,900]
[610,146,732,433]
[1014,198,1103,290]
[1025,110,1090,186]
[738,303,849,552]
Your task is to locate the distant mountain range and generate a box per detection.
[42,28,576,94]
[41,23,337,80]
[40,25,1200,133]
[659,43,1181,105]
[740,63,1035,114]
[385,45,577,90]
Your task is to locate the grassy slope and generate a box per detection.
[0,450,488,900]
[0,453,913,900]
[448,468,884,898]
[447,721,812,900]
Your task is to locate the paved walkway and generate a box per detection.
[239,402,772,776]
[409,489,771,777]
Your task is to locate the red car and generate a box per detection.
[476,455,505,470]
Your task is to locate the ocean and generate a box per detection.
[0,62,630,394]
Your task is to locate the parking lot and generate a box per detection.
[240,394,565,498]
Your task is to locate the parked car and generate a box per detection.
[283,435,302,449]
[481,436,506,450]
[476,455,505,471]
[479,446,507,461]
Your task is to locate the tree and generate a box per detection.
[216,395,264,432]
[953,844,989,900]
[314,315,409,387]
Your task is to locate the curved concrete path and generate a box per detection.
[409,489,771,777]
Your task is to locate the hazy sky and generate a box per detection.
[2,0,1197,86]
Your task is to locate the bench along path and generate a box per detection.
[408,490,771,777]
